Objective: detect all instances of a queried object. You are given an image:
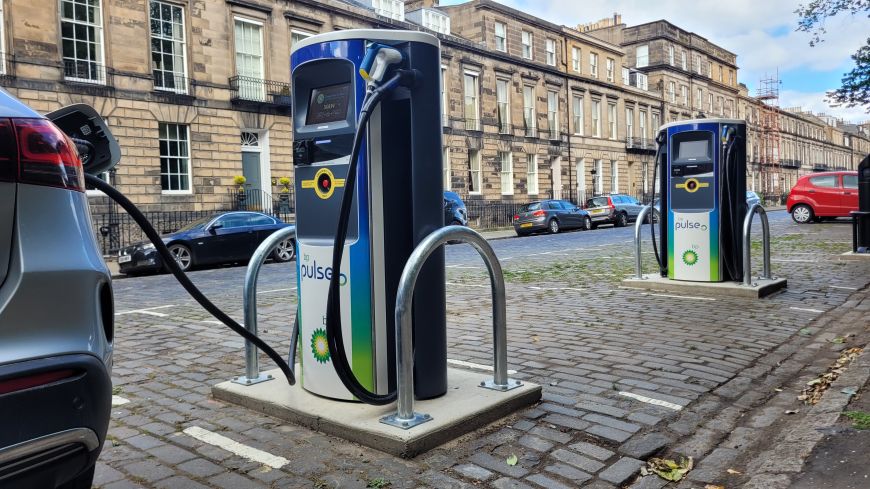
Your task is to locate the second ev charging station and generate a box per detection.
[290,31,447,402]
[656,119,747,282]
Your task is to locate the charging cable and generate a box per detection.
[650,133,666,272]
[86,174,297,385]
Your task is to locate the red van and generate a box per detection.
[786,171,859,223]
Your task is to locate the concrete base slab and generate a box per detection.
[840,252,870,260]
[622,274,787,298]
[212,367,541,457]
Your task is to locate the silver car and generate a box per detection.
[0,91,115,488]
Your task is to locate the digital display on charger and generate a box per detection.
[678,140,710,160]
[306,83,351,125]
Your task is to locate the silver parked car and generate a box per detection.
[0,91,117,488]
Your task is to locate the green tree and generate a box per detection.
[796,0,870,110]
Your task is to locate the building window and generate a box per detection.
[681,85,688,106]
[150,0,188,93]
[622,67,630,85]
[572,95,584,135]
[610,160,618,193]
[546,39,556,66]
[729,70,735,86]
[527,154,538,194]
[159,123,190,193]
[681,50,687,70]
[547,90,558,137]
[463,71,479,130]
[443,147,450,190]
[592,99,601,137]
[639,109,647,142]
[606,58,615,82]
[693,54,701,73]
[61,0,105,83]
[726,99,733,117]
[494,21,506,52]
[589,53,598,77]
[695,87,702,109]
[717,96,723,115]
[608,102,617,140]
[668,81,676,103]
[718,65,724,83]
[234,18,265,101]
[468,149,481,194]
[636,72,648,90]
[421,9,450,34]
[594,159,603,194]
[499,151,513,195]
[290,29,313,48]
[571,47,580,72]
[708,93,714,113]
[496,78,510,133]
[652,112,660,132]
[372,0,404,21]
[707,61,713,77]
[521,30,533,59]
[523,85,536,136]
[668,45,674,66]
[642,161,649,194]
[636,45,648,68]
[626,107,634,140]
[441,65,448,126]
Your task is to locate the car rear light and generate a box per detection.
[513,214,519,221]
[532,210,546,217]
[7,118,85,192]
[0,369,77,395]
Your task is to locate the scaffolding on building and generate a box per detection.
[755,73,783,199]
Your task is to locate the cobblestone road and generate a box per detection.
[99,212,870,488]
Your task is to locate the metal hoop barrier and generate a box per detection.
[233,225,298,386]
[742,204,773,286]
[633,205,654,279]
[380,225,522,430]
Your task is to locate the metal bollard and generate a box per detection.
[232,225,297,386]
[742,205,773,286]
[634,205,653,279]
[380,225,520,430]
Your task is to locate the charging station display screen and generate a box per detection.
[677,140,710,160]
[306,83,351,125]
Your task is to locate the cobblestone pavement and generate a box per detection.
[99,212,870,488]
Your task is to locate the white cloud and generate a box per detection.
[780,90,870,124]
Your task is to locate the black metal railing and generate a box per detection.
[464,200,536,230]
[153,72,193,96]
[540,128,561,141]
[463,117,481,131]
[626,137,656,151]
[781,158,801,169]
[63,59,111,86]
[91,209,223,255]
[228,187,295,215]
[229,76,292,106]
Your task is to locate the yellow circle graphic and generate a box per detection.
[313,168,336,200]
[681,178,704,193]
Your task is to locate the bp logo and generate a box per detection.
[316,93,325,104]
[682,250,699,266]
[311,328,330,363]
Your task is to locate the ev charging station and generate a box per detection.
[290,30,446,402]
[625,118,787,297]
[212,30,541,457]
[659,119,746,282]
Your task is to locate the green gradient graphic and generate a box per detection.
[350,249,374,392]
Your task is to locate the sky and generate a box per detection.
[440,0,870,123]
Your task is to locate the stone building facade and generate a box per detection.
[0,0,862,216]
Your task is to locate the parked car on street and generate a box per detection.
[118,211,295,274]
[787,171,859,223]
[584,194,645,228]
[513,200,591,235]
[0,92,115,488]
[444,191,468,226]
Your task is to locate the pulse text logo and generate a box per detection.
[300,260,348,286]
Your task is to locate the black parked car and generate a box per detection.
[118,211,294,275]
[444,191,468,226]
[513,200,591,236]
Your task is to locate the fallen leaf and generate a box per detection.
[705,485,725,489]
[727,468,742,475]
[806,378,823,386]
[785,410,800,414]
[506,455,518,466]
[774,388,783,392]
[830,337,846,344]
[531,336,540,343]
[646,457,693,482]
[798,328,813,336]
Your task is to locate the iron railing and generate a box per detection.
[626,137,656,151]
[229,76,292,106]
[464,200,536,230]
[63,59,111,86]
[229,187,295,216]
[153,72,193,96]
[91,209,222,255]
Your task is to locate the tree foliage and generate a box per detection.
[796,0,870,110]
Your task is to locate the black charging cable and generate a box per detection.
[85,174,297,386]
[650,135,665,272]
[721,128,741,281]
[324,71,413,405]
